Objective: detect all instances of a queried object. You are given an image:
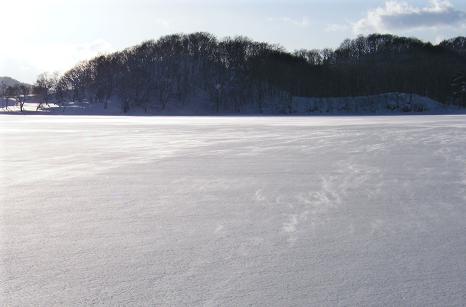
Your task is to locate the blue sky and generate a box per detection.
[2,0,466,83]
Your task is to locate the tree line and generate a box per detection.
[8,33,466,113]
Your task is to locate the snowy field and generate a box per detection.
[1,115,466,306]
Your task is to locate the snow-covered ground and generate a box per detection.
[1,115,466,306]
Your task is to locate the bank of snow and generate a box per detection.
[1,93,464,115]
[291,93,461,114]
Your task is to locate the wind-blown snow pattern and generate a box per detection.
[1,115,466,306]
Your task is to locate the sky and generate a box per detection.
[1,0,466,83]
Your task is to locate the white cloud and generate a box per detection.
[267,16,310,28]
[353,0,466,34]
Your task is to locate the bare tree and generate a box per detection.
[16,84,30,112]
[34,72,58,110]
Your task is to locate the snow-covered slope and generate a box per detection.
[292,93,460,114]
[1,115,465,306]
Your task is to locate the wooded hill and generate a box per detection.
[34,33,466,113]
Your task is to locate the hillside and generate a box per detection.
[34,33,464,115]
[4,34,464,115]
[0,76,27,87]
